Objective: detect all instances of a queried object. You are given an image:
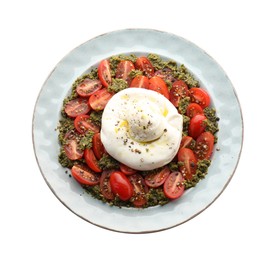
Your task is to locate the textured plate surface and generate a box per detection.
[32,29,243,233]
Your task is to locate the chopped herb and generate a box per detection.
[98,154,120,170]
[178,96,190,115]
[108,78,128,93]
[78,130,94,150]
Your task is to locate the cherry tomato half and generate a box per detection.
[128,174,148,207]
[116,60,135,85]
[169,80,189,107]
[74,115,100,134]
[195,132,215,160]
[88,88,113,111]
[98,59,112,87]
[189,87,210,109]
[148,76,170,100]
[100,170,115,200]
[120,163,137,175]
[84,148,102,173]
[144,167,170,188]
[129,75,149,89]
[92,133,106,160]
[188,114,207,139]
[76,78,102,97]
[180,136,195,149]
[63,130,83,160]
[177,147,197,180]
[64,98,91,118]
[186,103,204,118]
[135,57,154,78]
[109,171,133,201]
[71,164,100,186]
[163,171,185,200]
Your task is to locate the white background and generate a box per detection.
[1,0,273,259]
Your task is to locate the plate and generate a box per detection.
[32,29,243,233]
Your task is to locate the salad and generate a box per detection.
[57,53,219,208]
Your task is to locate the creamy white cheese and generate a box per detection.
[100,88,183,170]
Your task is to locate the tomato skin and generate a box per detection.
[180,136,194,149]
[145,167,170,188]
[100,171,115,200]
[188,114,207,139]
[110,171,133,201]
[129,75,149,89]
[195,132,215,160]
[119,164,137,175]
[74,115,100,134]
[186,103,204,118]
[71,164,100,186]
[128,174,148,207]
[84,148,102,173]
[92,133,106,160]
[189,88,210,109]
[64,98,91,118]
[135,57,154,78]
[163,171,185,199]
[148,76,170,100]
[88,88,113,111]
[98,59,112,87]
[177,147,198,180]
[63,130,83,160]
[116,60,135,85]
[76,78,102,97]
[169,80,189,107]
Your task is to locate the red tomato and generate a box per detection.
[188,114,207,139]
[148,76,170,99]
[63,131,83,160]
[74,115,100,134]
[169,80,189,107]
[180,136,194,149]
[88,88,113,111]
[71,164,100,186]
[129,75,149,89]
[109,171,133,201]
[144,167,170,188]
[64,98,90,118]
[195,132,215,160]
[98,59,112,87]
[186,103,204,118]
[100,171,115,200]
[135,57,154,78]
[84,148,102,173]
[120,164,137,175]
[116,60,135,85]
[189,88,210,109]
[154,68,176,82]
[92,133,106,160]
[76,78,102,97]
[128,174,148,207]
[177,147,197,180]
[163,171,185,199]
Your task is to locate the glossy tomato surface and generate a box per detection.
[109,171,133,201]
[178,147,198,180]
[163,171,185,199]
[71,164,100,186]
[98,59,112,87]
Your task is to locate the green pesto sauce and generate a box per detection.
[57,53,219,208]
[147,54,199,88]
[108,78,128,93]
